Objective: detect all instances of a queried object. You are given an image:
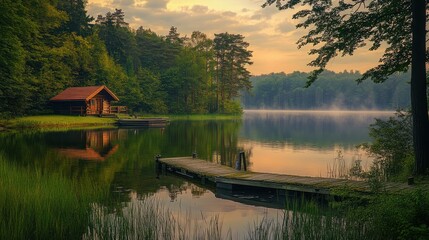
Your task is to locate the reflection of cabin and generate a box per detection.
[55,130,122,161]
[50,85,127,115]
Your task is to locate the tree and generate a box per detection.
[0,0,32,116]
[189,31,216,112]
[96,10,137,73]
[262,0,429,174]
[213,33,253,113]
[56,0,93,36]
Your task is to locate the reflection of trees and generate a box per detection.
[161,120,252,168]
[165,183,195,202]
[164,182,208,201]
[0,121,250,206]
[190,184,207,197]
[241,111,391,148]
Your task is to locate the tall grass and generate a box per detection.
[0,155,104,239]
[84,194,372,240]
[246,199,368,240]
[84,196,231,240]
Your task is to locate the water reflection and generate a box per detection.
[242,110,393,148]
[240,110,393,177]
[0,111,394,237]
[55,130,121,161]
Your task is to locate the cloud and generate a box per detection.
[222,11,236,17]
[191,5,209,13]
[144,0,169,9]
[112,0,135,6]
[276,20,296,33]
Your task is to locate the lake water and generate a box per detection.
[0,110,393,236]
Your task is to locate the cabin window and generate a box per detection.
[91,99,96,106]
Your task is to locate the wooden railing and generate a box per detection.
[110,106,128,114]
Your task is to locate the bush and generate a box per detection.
[350,190,429,240]
[221,100,243,114]
[360,110,413,181]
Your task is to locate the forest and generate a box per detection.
[0,0,253,117]
[242,71,411,110]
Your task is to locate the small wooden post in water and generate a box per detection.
[240,151,247,171]
[155,154,161,179]
[235,152,241,170]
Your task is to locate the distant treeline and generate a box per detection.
[242,71,411,110]
[1,1,252,116]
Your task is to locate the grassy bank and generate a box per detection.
[0,114,242,131]
[0,155,106,239]
[1,115,117,130]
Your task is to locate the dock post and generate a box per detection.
[235,152,242,170]
[155,154,161,178]
[240,151,247,171]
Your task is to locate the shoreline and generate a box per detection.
[0,114,243,131]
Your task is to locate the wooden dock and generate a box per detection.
[157,156,414,195]
[117,118,169,127]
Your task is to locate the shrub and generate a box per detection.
[360,110,413,181]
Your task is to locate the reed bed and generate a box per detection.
[84,194,370,240]
[246,200,368,240]
[0,155,102,239]
[84,196,231,240]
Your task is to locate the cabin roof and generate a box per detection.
[50,85,119,101]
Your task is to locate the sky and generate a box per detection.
[86,0,383,75]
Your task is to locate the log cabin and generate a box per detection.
[50,85,125,115]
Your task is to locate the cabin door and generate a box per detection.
[96,98,103,114]
[89,98,103,115]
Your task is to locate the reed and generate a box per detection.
[84,196,232,240]
[0,155,103,239]
[245,198,368,240]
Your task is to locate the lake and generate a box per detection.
[0,110,393,237]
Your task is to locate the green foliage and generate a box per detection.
[221,100,243,114]
[213,33,253,113]
[360,111,413,181]
[350,190,429,240]
[56,0,93,36]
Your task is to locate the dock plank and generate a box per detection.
[158,157,413,195]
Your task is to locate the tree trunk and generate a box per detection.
[411,0,429,174]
